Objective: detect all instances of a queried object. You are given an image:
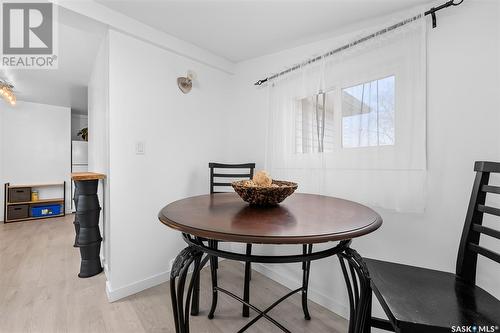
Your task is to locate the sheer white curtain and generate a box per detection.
[266,17,427,212]
[296,92,335,153]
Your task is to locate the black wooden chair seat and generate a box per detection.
[365,258,500,332]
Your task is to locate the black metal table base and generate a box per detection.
[338,248,372,333]
[169,234,371,333]
[217,285,301,333]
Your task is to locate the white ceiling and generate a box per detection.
[96,0,434,62]
[0,7,106,114]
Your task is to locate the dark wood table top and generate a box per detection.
[159,193,382,244]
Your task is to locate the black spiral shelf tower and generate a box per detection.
[73,177,103,278]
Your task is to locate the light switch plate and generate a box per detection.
[135,141,145,155]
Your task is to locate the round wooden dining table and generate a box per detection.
[158,193,382,333]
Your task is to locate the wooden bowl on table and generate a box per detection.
[231,180,298,206]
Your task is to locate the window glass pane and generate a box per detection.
[342,76,395,148]
[296,90,335,153]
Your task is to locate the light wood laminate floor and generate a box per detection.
[0,215,347,333]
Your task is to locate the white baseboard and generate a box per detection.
[103,262,109,278]
[105,258,222,302]
[251,263,349,319]
[106,269,171,302]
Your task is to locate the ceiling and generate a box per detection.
[96,0,434,62]
[0,7,106,114]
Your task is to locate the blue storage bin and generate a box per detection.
[31,204,62,217]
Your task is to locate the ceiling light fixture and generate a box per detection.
[0,80,16,106]
[177,70,197,94]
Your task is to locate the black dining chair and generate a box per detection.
[208,162,256,318]
[199,162,315,321]
[346,161,500,333]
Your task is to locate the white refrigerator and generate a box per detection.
[71,141,88,211]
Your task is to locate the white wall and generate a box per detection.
[0,104,4,221]
[71,113,88,141]
[231,0,500,322]
[88,33,111,275]
[104,29,234,300]
[88,36,109,176]
[0,101,72,220]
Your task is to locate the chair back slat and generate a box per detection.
[477,204,500,217]
[209,163,255,194]
[456,161,500,283]
[475,161,500,173]
[209,163,255,169]
[471,224,500,240]
[482,185,500,194]
[468,243,500,264]
[212,182,233,187]
[213,173,252,178]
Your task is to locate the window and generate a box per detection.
[295,76,395,153]
[269,20,426,212]
[342,76,395,148]
[295,91,335,153]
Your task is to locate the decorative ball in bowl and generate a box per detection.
[231,178,298,206]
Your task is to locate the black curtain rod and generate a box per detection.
[254,0,464,86]
[425,0,463,28]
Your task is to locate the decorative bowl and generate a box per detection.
[231,180,298,206]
